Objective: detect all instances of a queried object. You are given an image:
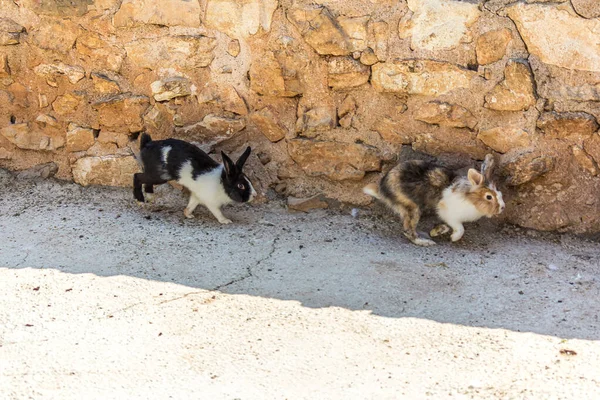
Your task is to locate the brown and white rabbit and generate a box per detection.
[133,133,256,224]
[363,154,504,246]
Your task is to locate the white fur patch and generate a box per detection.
[178,163,232,209]
[362,185,380,199]
[495,189,505,212]
[247,177,257,202]
[161,146,171,164]
[437,186,484,226]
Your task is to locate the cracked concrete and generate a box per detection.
[213,237,280,291]
[1,170,600,399]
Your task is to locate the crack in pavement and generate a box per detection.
[157,236,281,305]
[213,236,280,292]
[101,302,145,319]
[10,237,57,269]
[14,251,30,268]
[158,290,207,305]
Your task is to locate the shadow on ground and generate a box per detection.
[1,170,599,341]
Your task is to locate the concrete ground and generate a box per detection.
[1,169,599,399]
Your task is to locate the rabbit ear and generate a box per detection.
[236,146,251,169]
[468,168,484,187]
[221,151,236,176]
[481,153,496,182]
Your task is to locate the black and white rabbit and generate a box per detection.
[363,154,505,246]
[133,133,256,224]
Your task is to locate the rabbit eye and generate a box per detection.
[237,183,245,190]
[486,194,493,200]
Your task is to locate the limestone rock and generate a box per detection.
[114,0,201,28]
[249,51,301,97]
[32,18,79,53]
[67,125,95,152]
[483,68,493,80]
[501,151,554,186]
[197,83,247,115]
[16,162,58,180]
[412,132,489,160]
[98,131,129,148]
[34,63,85,85]
[35,114,60,128]
[227,40,240,57]
[52,94,82,115]
[337,16,369,52]
[151,77,192,102]
[537,112,598,141]
[0,147,13,159]
[76,32,126,72]
[359,48,379,66]
[175,114,246,152]
[125,36,216,70]
[477,127,531,154]
[288,6,350,56]
[1,123,65,151]
[85,141,129,157]
[528,55,600,103]
[287,194,328,212]
[374,118,415,145]
[372,60,475,96]
[38,94,49,108]
[507,3,600,72]
[399,0,480,51]
[414,102,477,130]
[250,107,287,142]
[338,96,356,119]
[143,106,172,135]
[484,61,536,111]
[95,0,124,12]
[338,96,357,129]
[572,146,598,176]
[476,29,512,65]
[297,107,336,137]
[92,73,121,94]
[0,18,25,45]
[198,114,245,135]
[93,94,151,132]
[7,82,29,107]
[0,54,9,77]
[72,155,139,187]
[20,0,94,17]
[288,139,381,181]
[327,57,370,90]
[583,134,600,164]
[204,0,278,38]
[0,90,13,110]
[571,0,600,19]
[371,21,389,62]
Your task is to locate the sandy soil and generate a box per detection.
[1,169,599,399]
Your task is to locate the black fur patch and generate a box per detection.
[141,138,219,182]
[399,161,456,212]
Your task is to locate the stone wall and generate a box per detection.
[1,0,600,233]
